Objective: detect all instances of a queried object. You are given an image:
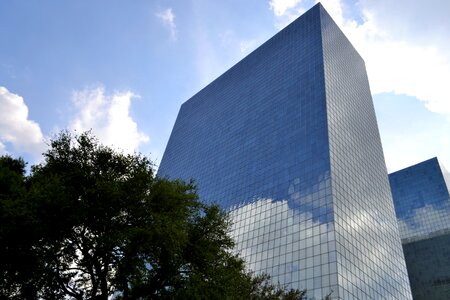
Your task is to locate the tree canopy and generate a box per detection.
[0,131,306,299]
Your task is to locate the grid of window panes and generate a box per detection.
[389,158,450,299]
[389,157,450,242]
[159,6,334,298]
[158,4,412,299]
[319,5,411,299]
[402,232,450,299]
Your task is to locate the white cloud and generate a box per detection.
[157,8,177,40]
[268,0,450,119]
[268,0,450,172]
[358,0,450,51]
[70,86,149,153]
[0,86,45,157]
[269,0,305,17]
[337,8,450,118]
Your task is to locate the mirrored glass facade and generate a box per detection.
[158,4,412,299]
[389,157,450,299]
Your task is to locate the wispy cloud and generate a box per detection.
[70,86,149,153]
[156,8,177,40]
[0,87,45,157]
[239,39,259,54]
[269,0,304,17]
[269,0,308,29]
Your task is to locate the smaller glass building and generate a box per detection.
[389,157,450,299]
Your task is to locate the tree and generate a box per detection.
[0,155,45,298]
[0,131,306,299]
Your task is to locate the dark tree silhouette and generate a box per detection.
[0,131,307,300]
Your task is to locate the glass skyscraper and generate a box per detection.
[158,3,412,299]
[389,157,450,299]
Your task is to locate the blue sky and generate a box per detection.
[1,0,449,173]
